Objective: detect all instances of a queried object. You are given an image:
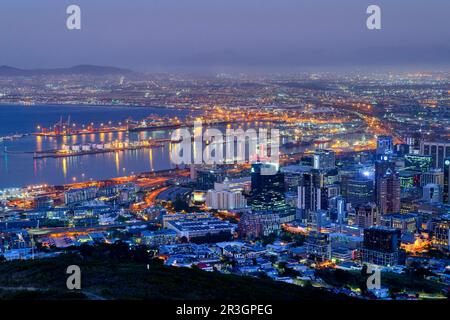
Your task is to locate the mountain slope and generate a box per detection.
[0,253,348,300]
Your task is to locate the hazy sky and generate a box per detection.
[1,0,449,72]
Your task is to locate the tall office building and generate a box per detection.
[346,178,374,208]
[313,149,336,170]
[374,158,396,203]
[356,203,380,229]
[196,167,225,190]
[361,226,401,267]
[422,183,442,204]
[297,173,323,213]
[281,164,312,192]
[444,158,450,204]
[250,163,286,211]
[376,135,393,156]
[420,169,444,187]
[297,170,340,215]
[420,140,450,169]
[328,195,346,225]
[377,172,401,215]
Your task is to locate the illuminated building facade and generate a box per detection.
[238,211,281,239]
[249,163,286,212]
[420,169,444,187]
[431,219,450,250]
[420,141,450,169]
[374,158,396,203]
[64,187,99,205]
[305,231,331,261]
[376,135,393,156]
[346,178,374,208]
[313,149,336,170]
[361,226,401,267]
[356,203,379,229]
[404,154,432,173]
[444,158,449,204]
[205,190,247,210]
[380,213,417,234]
[377,171,401,215]
[196,167,225,190]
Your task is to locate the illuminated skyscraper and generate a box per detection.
[346,178,374,208]
[374,157,395,203]
[420,169,444,187]
[404,154,432,173]
[420,140,450,169]
[313,149,335,170]
[356,203,380,229]
[297,170,339,215]
[250,163,286,211]
[376,135,393,156]
[443,158,449,204]
[377,168,401,215]
[361,226,401,267]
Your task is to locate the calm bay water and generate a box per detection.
[0,105,194,188]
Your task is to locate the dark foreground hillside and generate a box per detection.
[0,245,348,300]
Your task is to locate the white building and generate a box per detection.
[206,190,247,210]
[205,177,248,210]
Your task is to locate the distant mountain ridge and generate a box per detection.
[0,65,134,76]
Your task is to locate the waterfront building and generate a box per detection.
[64,187,99,205]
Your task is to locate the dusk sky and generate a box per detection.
[1,0,449,72]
